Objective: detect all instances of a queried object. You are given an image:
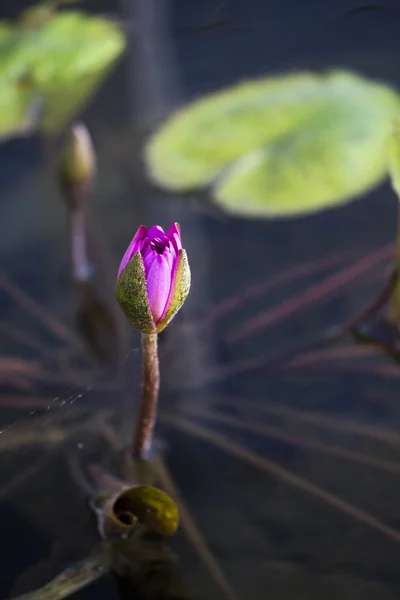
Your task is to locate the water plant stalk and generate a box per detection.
[133,332,160,459]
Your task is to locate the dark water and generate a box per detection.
[2,0,400,599]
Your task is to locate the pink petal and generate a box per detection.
[148,225,165,240]
[166,223,182,253]
[143,248,157,275]
[117,225,148,278]
[141,239,150,253]
[158,249,181,323]
[151,234,170,253]
[146,254,172,323]
[163,247,174,271]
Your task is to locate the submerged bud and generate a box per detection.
[58,123,96,209]
[116,223,191,333]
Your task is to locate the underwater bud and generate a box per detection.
[91,481,179,541]
[116,223,191,334]
[58,123,96,210]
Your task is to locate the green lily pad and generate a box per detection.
[0,8,126,139]
[388,121,400,199]
[145,70,400,218]
[0,80,41,140]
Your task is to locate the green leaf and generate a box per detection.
[0,81,40,140]
[0,8,126,139]
[386,121,400,324]
[388,121,400,199]
[146,70,400,218]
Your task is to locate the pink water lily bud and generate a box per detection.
[116,223,191,334]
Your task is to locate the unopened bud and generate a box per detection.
[116,223,191,334]
[58,123,96,210]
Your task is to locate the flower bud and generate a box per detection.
[116,223,191,334]
[58,123,96,209]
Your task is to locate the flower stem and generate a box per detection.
[69,207,91,284]
[133,333,160,459]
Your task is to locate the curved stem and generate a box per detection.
[133,333,159,459]
[69,207,91,283]
[11,553,109,600]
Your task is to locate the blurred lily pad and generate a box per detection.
[0,80,41,139]
[388,121,400,199]
[146,70,400,218]
[0,7,126,140]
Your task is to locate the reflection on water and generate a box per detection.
[2,0,400,599]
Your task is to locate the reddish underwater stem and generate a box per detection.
[133,333,160,459]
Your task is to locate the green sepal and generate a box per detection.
[116,252,156,334]
[156,249,191,333]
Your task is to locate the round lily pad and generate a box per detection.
[0,9,126,139]
[146,70,400,218]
